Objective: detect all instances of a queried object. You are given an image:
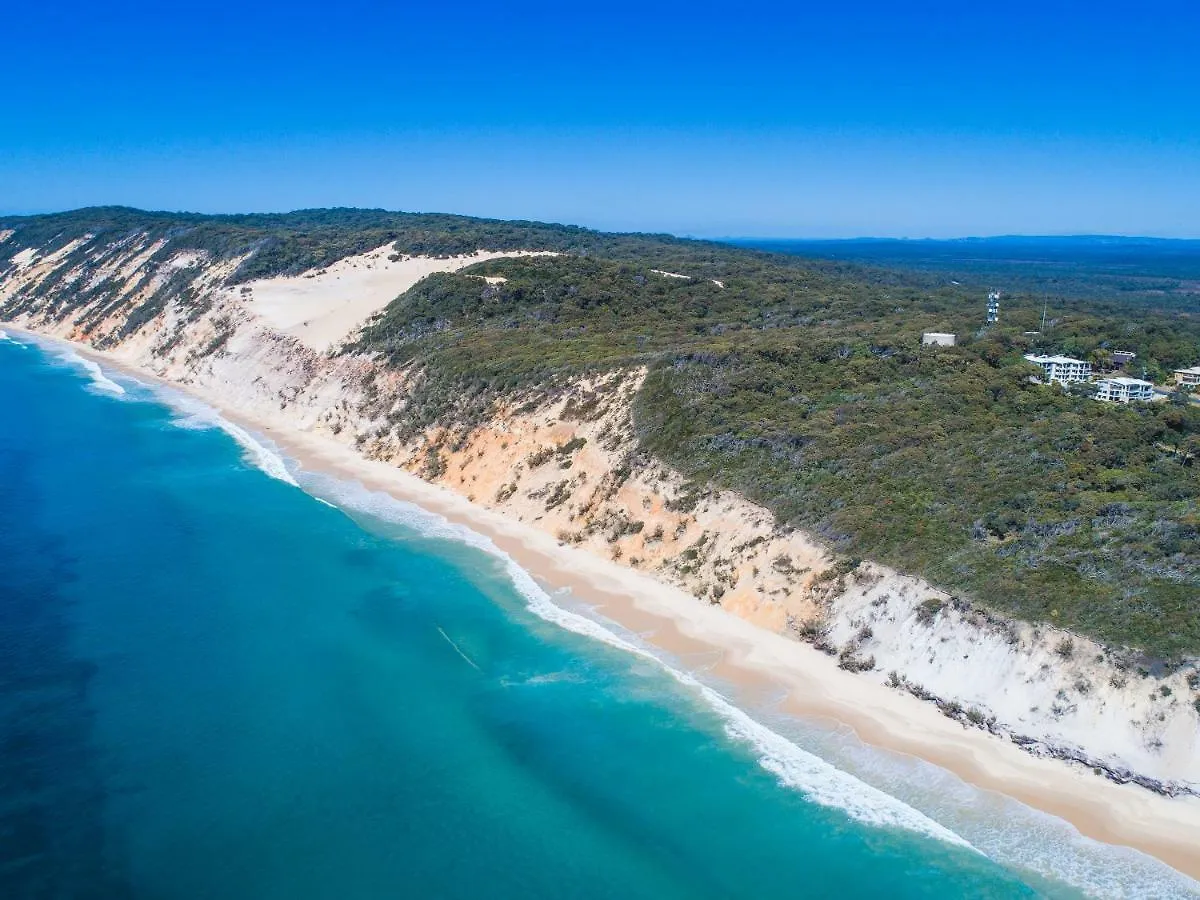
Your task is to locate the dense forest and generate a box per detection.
[738,236,1200,313]
[4,208,1199,657]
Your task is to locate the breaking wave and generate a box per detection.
[19,332,297,487]
[159,392,299,487]
[33,338,127,395]
[0,330,29,349]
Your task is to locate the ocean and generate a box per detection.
[0,329,1195,899]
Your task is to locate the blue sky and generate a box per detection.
[4,0,1199,237]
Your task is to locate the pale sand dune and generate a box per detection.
[10,248,38,268]
[243,245,554,352]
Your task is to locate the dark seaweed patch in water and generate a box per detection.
[0,449,132,899]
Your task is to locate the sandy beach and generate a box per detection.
[10,325,1200,883]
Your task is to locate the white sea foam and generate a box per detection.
[298,471,976,852]
[34,340,127,395]
[20,333,301,488]
[780,710,1200,899]
[970,803,1200,900]
[157,392,299,487]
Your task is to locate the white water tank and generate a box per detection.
[922,332,956,347]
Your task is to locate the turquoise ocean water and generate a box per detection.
[0,330,1195,899]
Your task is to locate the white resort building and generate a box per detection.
[1093,377,1154,403]
[1174,366,1200,387]
[1024,354,1092,384]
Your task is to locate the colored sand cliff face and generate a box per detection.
[1,215,1198,803]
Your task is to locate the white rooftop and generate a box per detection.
[1098,376,1152,387]
[1024,354,1088,365]
[1174,365,1200,375]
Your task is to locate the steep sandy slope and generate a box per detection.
[240,245,556,351]
[2,230,1198,796]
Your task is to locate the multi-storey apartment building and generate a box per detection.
[1023,354,1092,384]
[1093,376,1154,403]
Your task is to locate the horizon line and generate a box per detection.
[4,204,1200,244]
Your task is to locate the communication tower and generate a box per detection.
[986,291,1000,325]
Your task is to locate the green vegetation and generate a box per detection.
[4,207,1199,658]
[739,236,1200,311]
[638,342,1199,657]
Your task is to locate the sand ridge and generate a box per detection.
[240,245,556,352]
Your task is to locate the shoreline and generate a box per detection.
[262,420,1200,883]
[10,325,1200,884]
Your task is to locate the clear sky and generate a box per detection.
[4,0,1199,237]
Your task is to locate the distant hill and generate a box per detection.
[729,236,1200,309]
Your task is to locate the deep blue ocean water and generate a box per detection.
[0,330,1195,899]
